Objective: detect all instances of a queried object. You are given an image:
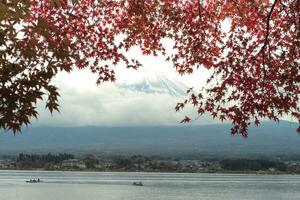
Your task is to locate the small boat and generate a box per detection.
[133,181,143,186]
[26,178,41,183]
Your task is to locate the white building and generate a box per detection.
[61,159,86,169]
[0,159,14,169]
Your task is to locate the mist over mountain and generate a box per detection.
[1,121,299,160]
[34,71,206,127]
[5,72,298,159]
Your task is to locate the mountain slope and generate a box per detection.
[0,121,299,159]
[117,72,189,97]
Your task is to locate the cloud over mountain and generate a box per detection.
[33,71,213,127]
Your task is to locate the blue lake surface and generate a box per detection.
[0,170,300,200]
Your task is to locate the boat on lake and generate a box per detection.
[26,178,41,183]
[133,181,143,186]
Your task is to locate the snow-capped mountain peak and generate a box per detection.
[117,71,189,97]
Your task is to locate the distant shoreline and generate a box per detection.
[2,154,300,175]
[1,168,298,175]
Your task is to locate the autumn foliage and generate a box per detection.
[0,0,299,136]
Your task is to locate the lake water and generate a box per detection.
[0,170,300,200]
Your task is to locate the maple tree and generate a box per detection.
[0,0,299,136]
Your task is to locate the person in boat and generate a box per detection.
[133,181,143,186]
[26,178,41,183]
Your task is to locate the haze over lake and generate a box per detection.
[1,170,300,200]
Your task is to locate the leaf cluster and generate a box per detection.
[1,0,299,136]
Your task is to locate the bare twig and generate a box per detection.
[198,0,202,20]
[260,0,278,92]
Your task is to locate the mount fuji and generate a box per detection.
[117,71,190,97]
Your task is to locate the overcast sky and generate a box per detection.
[32,48,218,127]
[32,52,295,127]
[30,18,296,127]
[28,19,231,127]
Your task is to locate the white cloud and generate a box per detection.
[30,43,219,127]
[34,86,216,127]
[32,63,216,127]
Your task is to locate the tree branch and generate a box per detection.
[260,0,278,92]
[198,0,202,20]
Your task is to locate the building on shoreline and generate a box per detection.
[61,159,86,169]
[0,159,15,169]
